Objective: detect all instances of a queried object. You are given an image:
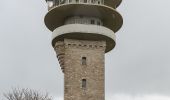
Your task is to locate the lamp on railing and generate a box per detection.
[46,0,54,8]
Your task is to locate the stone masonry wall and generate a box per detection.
[54,39,106,100]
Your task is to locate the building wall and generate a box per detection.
[54,39,106,100]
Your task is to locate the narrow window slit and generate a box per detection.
[82,57,87,65]
[82,79,86,88]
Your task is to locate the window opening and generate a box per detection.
[91,0,94,3]
[98,1,100,4]
[91,20,95,24]
[60,0,65,4]
[97,21,101,25]
[82,79,86,88]
[82,57,87,65]
[69,0,72,3]
[55,0,59,5]
[76,0,79,3]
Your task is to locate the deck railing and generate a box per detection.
[47,0,104,10]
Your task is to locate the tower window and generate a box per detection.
[82,57,87,65]
[91,0,94,3]
[55,0,59,5]
[98,1,100,4]
[84,0,87,3]
[76,0,79,3]
[60,0,65,4]
[97,21,101,25]
[91,20,95,24]
[82,79,86,88]
[69,0,72,3]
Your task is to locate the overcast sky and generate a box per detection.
[0,0,170,100]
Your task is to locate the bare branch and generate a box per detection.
[3,88,52,100]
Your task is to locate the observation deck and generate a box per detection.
[44,0,123,52]
[45,0,122,10]
[52,24,116,52]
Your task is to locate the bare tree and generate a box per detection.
[3,88,52,100]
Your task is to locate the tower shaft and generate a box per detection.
[54,39,106,100]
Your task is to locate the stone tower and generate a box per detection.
[44,0,123,100]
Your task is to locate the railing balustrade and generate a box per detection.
[47,0,104,10]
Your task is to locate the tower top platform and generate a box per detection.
[44,4,123,32]
[44,0,123,53]
[45,0,122,8]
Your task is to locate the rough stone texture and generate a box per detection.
[54,41,65,72]
[54,39,106,100]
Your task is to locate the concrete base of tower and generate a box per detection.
[52,24,116,53]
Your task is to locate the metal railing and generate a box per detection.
[47,0,104,10]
